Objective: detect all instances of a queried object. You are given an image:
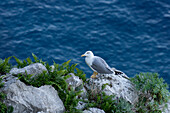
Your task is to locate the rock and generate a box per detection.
[75,101,87,110]
[85,72,138,104]
[65,73,83,90]
[2,80,65,113]
[10,63,47,78]
[65,73,87,99]
[0,74,19,91]
[50,65,55,72]
[83,108,105,113]
[80,87,88,99]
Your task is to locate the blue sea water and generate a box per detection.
[0,0,170,85]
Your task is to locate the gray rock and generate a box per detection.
[0,74,19,91]
[80,87,88,99]
[65,73,87,99]
[10,63,47,77]
[75,101,87,110]
[85,72,138,104]
[65,73,83,91]
[2,80,65,113]
[83,108,105,113]
[50,65,55,72]
[37,112,45,113]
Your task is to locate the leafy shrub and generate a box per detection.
[14,54,86,82]
[131,73,170,113]
[0,57,12,75]
[0,76,13,113]
[13,53,46,68]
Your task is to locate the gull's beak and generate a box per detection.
[81,54,85,57]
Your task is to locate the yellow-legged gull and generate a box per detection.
[81,51,114,78]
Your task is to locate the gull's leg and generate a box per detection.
[91,72,98,78]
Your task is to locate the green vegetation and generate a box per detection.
[84,92,133,113]
[0,57,12,75]
[0,55,169,113]
[13,53,46,68]
[131,73,170,113]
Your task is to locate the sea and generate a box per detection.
[0,0,170,86]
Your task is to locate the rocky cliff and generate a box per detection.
[0,59,169,113]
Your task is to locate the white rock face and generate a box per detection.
[2,80,65,113]
[65,73,87,99]
[83,108,105,113]
[10,63,47,77]
[85,73,138,104]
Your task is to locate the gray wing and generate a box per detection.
[91,56,113,74]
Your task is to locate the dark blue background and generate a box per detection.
[0,0,169,85]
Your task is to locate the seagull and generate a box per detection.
[81,51,114,78]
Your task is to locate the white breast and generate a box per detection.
[85,57,93,65]
[85,57,96,72]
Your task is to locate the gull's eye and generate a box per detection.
[86,52,89,54]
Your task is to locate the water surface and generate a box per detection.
[0,0,169,85]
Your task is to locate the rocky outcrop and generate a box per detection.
[65,73,87,99]
[1,74,18,91]
[1,62,169,113]
[2,80,65,113]
[10,63,47,77]
[85,72,138,104]
[83,108,105,113]
[65,73,83,91]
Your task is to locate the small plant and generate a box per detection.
[0,57,12,75]
[131,73,170,112]
[53,59,86,83]
[13,53,46,68]
[114,97,133,113]
[64,87,82,113]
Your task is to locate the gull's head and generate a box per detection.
[81,51,94,57]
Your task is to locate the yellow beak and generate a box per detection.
[81,54,85,57]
